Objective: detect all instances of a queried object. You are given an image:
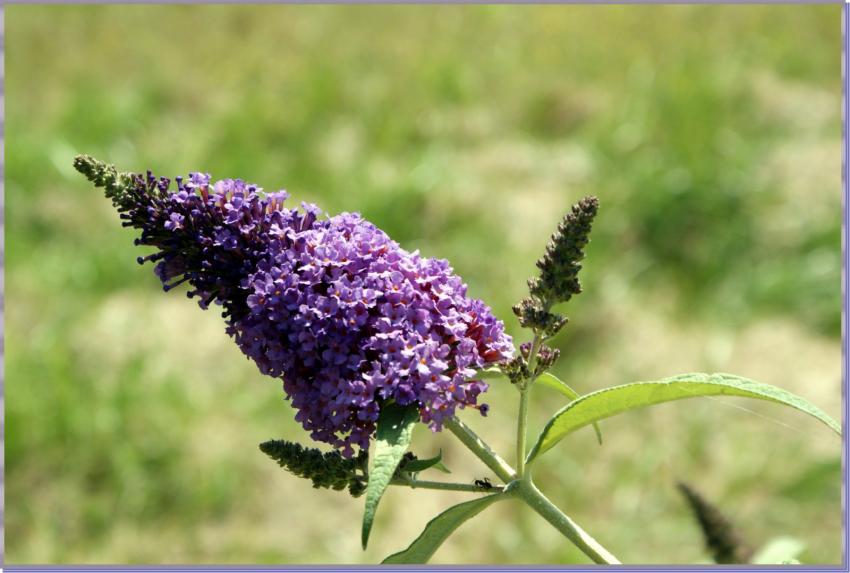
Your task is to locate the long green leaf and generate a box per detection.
[527,372,840,464]
[536,372,603,445]
[362,403,419,549]
[382,494,503,563]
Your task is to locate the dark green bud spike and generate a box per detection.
[515,196,598,337]
[73,155,131,200]
[260,439,369,498]
[529,196,598,305]
[677,481,753,564]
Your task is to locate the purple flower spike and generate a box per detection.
[75,156,514,455]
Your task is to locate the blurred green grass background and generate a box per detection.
[5,4,842,564]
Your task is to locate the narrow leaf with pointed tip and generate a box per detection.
[527,373,840,464]
[362,403,419,549]
[382,494,505,564]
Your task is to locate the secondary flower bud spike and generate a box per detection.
[76,156,513,456]
[514,196,598,338]
[74,154,132,202]
[529,196,599,305]
[677,481,753,564]
[259,439,368,497]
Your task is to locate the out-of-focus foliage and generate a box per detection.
[5,4,841,564]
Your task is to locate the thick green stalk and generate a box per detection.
[518,479,620,564]
[444,416,517,483]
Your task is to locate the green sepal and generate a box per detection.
[401,450,451,474]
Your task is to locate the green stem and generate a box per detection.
[391,476,504,494]
[516,388,530,478]
[518,479,620,565]
[516,334,543,478]
[444,416,517,483]
[526,334,544,374]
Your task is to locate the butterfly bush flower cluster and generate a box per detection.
[74,156,513,456]
[76,156,839,567]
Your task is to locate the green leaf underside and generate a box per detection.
[535,372,603,445]
[362,403,419,549]
[382,494,503,564]
[527,373,841,463]
[404,450,451,474]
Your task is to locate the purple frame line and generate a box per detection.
[0,2,846,572]
[0,1,844,5]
